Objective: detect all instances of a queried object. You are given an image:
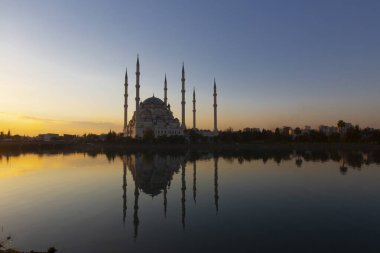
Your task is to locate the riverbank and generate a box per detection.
[0,249,55,253]
[0,238,55,253]
[0,141,379,154]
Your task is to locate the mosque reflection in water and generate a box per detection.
[121,154,219,239]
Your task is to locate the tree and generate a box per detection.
[371,130,380,144]
[106,130,117,141]
[188,129,203,143]
[346,125,361,142]
[337,120,346,130]
[226,127,233,132]
[295,158,303,167]
[337,120,346,137]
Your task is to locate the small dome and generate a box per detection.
[142,96,164,106]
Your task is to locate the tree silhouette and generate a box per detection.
[337,120,346,128]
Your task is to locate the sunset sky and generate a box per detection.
[1,0,380,136]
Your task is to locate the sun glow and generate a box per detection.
[0,112,121,136]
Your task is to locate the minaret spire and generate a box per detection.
[123,67,128,137]
[164,74,168,106]
[181,63,186,129]
[192,88,196,129]
[213,78,218,132]
[135,55,140,111]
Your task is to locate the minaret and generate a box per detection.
[123,68,128,137]
[181,63,186,129]
[213,78,218,132]
[192,88,196,129]
[135,55,140,111]
[164,74,168,106]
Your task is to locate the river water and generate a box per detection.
[1,149,380,252]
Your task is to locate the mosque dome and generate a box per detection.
[142,96,164,106]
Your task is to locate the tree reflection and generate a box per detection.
[295,158,303,167]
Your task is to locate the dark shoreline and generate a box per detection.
[0,141,379,154]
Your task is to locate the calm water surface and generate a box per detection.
[1,150,380,253]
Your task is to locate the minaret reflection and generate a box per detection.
[193,160,197,203]
[122,155,127,225]
[133,180,140,240]
[181,161,186,229]
[126,154,140,241]
[214,156,219,214]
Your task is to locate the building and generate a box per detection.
[243,128,261,133]
[198,129,218,138]
[127,95,183,138]
[338,122,353,135]
[36,133,59,141]
[281,126,293,136]
[318,125,338,136]
[63,134,77,141]
[123,56,218,138]
[302,125,312,135]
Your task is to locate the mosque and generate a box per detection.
[123,56,218,138]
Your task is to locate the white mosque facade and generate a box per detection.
[127,95,183,138]
[123,56,218,138]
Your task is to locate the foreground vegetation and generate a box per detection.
[0,235,56,253]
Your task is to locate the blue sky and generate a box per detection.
[1,0,379,134]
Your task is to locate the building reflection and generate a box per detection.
[121,153,222,239]
[127,153,181,196]
[122,153,184,239]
